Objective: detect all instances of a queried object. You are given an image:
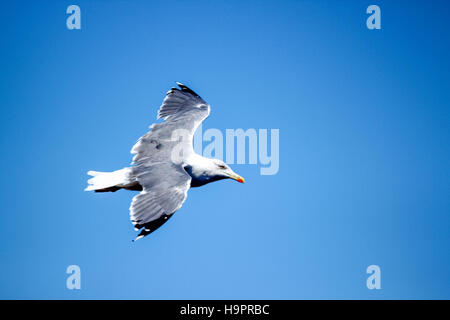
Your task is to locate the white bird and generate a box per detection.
[85,83,245,241]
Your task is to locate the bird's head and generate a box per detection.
[210,159,245,183]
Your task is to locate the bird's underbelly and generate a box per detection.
[189,175,226,187]
[184,164,225,188]
[190,177,209,188]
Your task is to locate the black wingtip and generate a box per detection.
[175,82,201,98]
[132,235,144,242]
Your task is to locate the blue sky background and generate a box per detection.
[0,0,449,299]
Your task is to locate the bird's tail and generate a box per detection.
[85,168,132,192]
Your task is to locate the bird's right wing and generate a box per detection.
[130,162,192,241]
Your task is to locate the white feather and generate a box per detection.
[85,168,132,191]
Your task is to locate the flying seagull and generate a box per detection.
[85,83,245,241]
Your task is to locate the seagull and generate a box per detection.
[85,83,245,241]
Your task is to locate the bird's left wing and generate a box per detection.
[131,83,210,164]
[130,162,191,241]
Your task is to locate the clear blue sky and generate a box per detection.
[0,0,449,299]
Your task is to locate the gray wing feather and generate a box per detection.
[130,163,191,240]
[128,83,209,240]
[131,83,210,164]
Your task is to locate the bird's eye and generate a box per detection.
[218,164,226,169]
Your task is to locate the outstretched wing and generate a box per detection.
[129,83,210,240]
[130,163,191,241]
[131,82,210,164]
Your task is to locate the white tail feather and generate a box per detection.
[85,168,131,191]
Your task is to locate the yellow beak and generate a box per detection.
[229,173,245,183]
